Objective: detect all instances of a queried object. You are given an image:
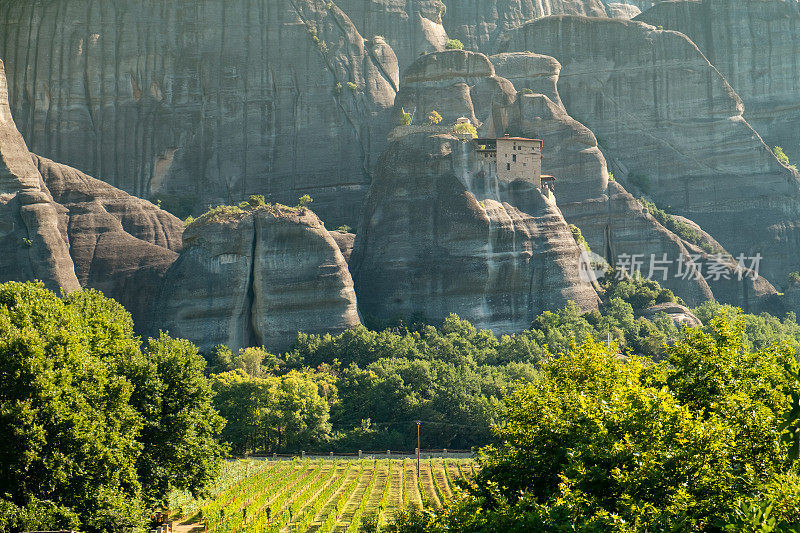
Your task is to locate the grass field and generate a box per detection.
[170,457,475,533]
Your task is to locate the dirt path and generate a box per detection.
[171,516,205,533]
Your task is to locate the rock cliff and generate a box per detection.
[0,59,79,292]
[153,204,360,352]
[0,57,188,322]
[0,0,398,226]
[500,16,800,285]
[350,131,600,331]
[441,0,608,52]
[636,0,800,164]
[32,154,183,324]
[391,49,774,308]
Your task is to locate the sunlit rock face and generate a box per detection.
[500,15,800,285]
[0,0,399,227]
[440,0,609,53]
[637,0,800,165]
[350,131,600,331]
[0,59,79,293]
[152,206,361,352]
[33,154,183,327]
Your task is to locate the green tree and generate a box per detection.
[0,282,224,531]
[400,108,413,126]
[445,39,464,50]
[134,334,226,506]
[211,370,333,454]
[391,314,800,531]
[427,110,443,125]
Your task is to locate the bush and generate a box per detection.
[452,121,477,138]
[427,110,443,125]
[638,197,720,254]
[774,146,798,171]
[297,194,313,213]
[445,39,463,50]
[400,108,412,126]
[568,224,591,254]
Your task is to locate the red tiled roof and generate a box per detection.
[498,136,543,142]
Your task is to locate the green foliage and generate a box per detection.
[427,110,443,125]
[638,197,720,253]
[445,39,463,50]
[608,172,615,182]
[392,314,800,531]
[518,88,534,95]
[400,108,413,126]
[334,82,343,96]
[248,194,266,208]
[20,237,31,247]
[0,282,224,531]
[184,215,195,226]
[335,225,353,233]
[601,270,679,311]
[211,369,333,454]
[297,194,314,214]
[568,224,591,254]
[452,121,477,138]
[347,81,358,91]
[773,146,798,171]
[790,271,800,286]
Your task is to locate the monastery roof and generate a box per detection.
[497,136,543,142]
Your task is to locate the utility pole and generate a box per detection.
[416,420,421,478]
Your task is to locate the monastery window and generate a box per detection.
[512,154,517,162]
[506,163,511,171]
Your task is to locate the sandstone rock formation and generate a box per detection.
[33,154,183,324]
[605,3,641,19]
[636,0,800,164]
[350,130,600,332]
[391,49,774,309]
[153,205,360,352]
[0,0,398,226]
[0,59,79,292]
[334,0,447,67]
[0,57,188,324]
[500,16,800,285]
[441,0,608,52]
[642,302,702,329]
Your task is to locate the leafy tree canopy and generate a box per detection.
[0,282,224,532]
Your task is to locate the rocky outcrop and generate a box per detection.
[605,3,641,19]
[350,130,600,332]
[636,0,800,164]
[642,302,702,328]
[0,0,398,226]
[32,154,183,325]
[500,16,800,285]
[329,230,355,263]
[153,205,360,352]
[0,60,79,292]
[393,49,774,308]
[334,0,447,67]
[441,0,608,53]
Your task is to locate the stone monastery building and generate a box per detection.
[475,133,553,189]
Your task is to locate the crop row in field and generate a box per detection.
[173,458,474,533]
